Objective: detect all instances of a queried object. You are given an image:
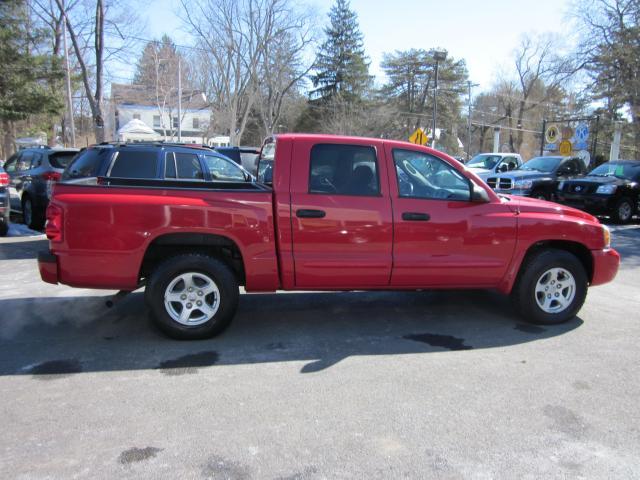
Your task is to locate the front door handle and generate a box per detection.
[296,209,326,218]
[402,212,430,221]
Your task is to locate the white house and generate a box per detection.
[109,83,212,144]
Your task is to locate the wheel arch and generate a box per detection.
[139,232,246,285]
[516,240,593,288]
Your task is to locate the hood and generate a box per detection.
[466,166,491,175]
[490,170,553,181]
[504,195,598,222]
[563,175,628,186]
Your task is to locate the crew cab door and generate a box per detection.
[290,139,393,288]
[386,145,517,287]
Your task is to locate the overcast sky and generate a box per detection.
[139,0,575,91]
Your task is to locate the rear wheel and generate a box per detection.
[21,196,44,230]
[145,254,239,340]
[612,197,634,224]
[512,249,587,325]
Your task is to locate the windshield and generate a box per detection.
[520,156,562,173]
[467,154,502,169]
[589,162,640,180]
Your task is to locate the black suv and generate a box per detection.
[556,160,640,223]
[486,156,588,200]
[0,165,9,236]
[63,142,254,185]
[4,147,79,229]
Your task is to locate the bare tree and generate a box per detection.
[182,0,314,145]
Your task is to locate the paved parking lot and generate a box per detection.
[1,222,639,479]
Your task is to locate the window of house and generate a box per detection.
[108,150,158,179]
[173,117,179,128]
[308,144,380,196]
[153,115,161,128]
[392,149,470,201]
[133,113,141,120]
[192,117,200,129]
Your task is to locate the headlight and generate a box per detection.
[514,179,533,189]
[596,184,617,195]
[557,181,564,191]
[602,224,611,249]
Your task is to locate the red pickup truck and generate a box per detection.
[38,135,620,339]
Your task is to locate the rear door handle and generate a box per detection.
[296,209,326,218]
[402,212,430,221]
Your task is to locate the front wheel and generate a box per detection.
[612,197,634,224]
[145,254,239,339]
[512,249,588,325]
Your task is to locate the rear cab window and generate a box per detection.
[309,144,380,196]
[48,151,78,169]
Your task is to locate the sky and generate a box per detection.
[138,0,576,92]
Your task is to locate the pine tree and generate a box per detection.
[0,0,64,155]
[310,0,371,103]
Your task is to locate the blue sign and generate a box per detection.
[575,124,589,142]
[545,143,558,151]
[574,141,589,150]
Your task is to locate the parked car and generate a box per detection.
[39,134,619,340]
[214,146,261,175]
[0,165,9,236]
[466,153,523,180]
[3,146,79,230]
[556,160,640,224]
[485,155,588,200]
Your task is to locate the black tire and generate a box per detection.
[611,197,634,224]
[145,254,239,340]
[512,249,588,325]
[531,189,549,201]
[21,196,45,230]
[0,220,8,237]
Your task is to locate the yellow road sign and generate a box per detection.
[559,139,572,156]
[409,128,428,146]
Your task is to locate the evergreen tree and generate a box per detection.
[310,0,371,103]
[0,0,64,155]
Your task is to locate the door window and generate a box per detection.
[308,144,380,196]
[174,152,204,180]
[203,155,246,181]
[393,149,470,201]
[16,153,32,171]
[109,150,158,179]
[3,154,19,173]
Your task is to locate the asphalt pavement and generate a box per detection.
[0,221,639,479]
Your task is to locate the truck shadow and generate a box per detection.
[0,289,582,377]
[0,237,47,260]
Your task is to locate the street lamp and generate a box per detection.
[431,48,447,149]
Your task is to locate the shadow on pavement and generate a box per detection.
[0,238,47,260]
[0,289,582,377]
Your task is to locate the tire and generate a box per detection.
[21,196,44,231]
[145,254,239,340]
[612,197,634,224]
[531,189,549,201]
[512,249,588,325]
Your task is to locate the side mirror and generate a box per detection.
[498,164,508,173]
[471,182,491,203]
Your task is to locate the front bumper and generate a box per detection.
[38,251,59,285]
[590,248,620,286]
[556,193,614,214]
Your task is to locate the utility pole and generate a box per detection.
[466,81,479,161]
[177,58,182,143]
[610,121,622,161]
[431,49,447,149]
[61,0,75,147]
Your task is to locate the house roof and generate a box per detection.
[111,83,209,110]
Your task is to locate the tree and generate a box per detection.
[183,0,312,145]
[380,49,468,149]
[575,0,640,155]
[0,0,64,157]
[310,0,371,103]
[133,35,196,139]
